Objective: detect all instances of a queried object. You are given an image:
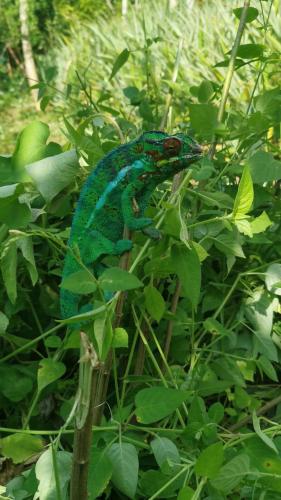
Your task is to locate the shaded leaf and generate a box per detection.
[195,442,224,478]
[1,433,43,464]
[171,244,201,310]
[135,387,188,424]
[88,449,113,500]
[144,286,165,322]
[106,443,138,499]
[99,267,143,292]
[35,448,72,500]
[37,359,66,393]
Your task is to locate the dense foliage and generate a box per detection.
[1,1,281,498]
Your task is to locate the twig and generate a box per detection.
[208,0,251,159]
[92,226,132,425]
[161,280,181,371]
[229,393,281,432]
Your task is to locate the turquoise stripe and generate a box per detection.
[86,160,144,229]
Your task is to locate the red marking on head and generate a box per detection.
[163,137,181,156]
[147,150,162,160]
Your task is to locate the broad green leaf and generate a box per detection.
[0,433,43,464]
[61,270,97,294]
[144,285,165,322]
[99,267,143,292]
[0,365,33,402]
[233,7,259,22]
[258,355,278,382]
[26,149,79,203]
[151,437,180,472]
[214,233,245,258]
[112,327,128,348]
[208,402,224,423]
[88,449,113,500]
[106,443,138,499]
[249,152,281,184]
[234,219,253,237]
[1,240,17,303]
[236,43,264,59]
[251,211,272,234]
[195,442,224,478]
[35,448,72,500]
[246,292,278,361]
[135,387,188,424]
[17,236,38,285]
[177,486,195,500]
[12,121,61,181]
[265,263,281,296]
[244,436,281,491]
[192,241,209,262]
[140,469,184,497]
[233,166,253,218]
[197,80,214,103]
[0,311,9,334]
[0,183,31,228]
[210,454,250,493]
[93,314,112,361]
[253,410,278,453]
[37,359,66,393]
[110,48,130,80]
[171,244,201,310]
[188,103,218,139]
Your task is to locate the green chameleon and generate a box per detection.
[60,130,202,320]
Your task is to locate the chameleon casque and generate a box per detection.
[60,130,202,321]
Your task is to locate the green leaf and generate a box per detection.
[253,410,278,453]
[140,470,183,498]
[265,263,281,296]
[144,285,165,322]
[88,449,113,500]
[1,240,17,303]
[251,211,272,234]
[110,49,130,80]
[0,433,43,464]
[195,442,224,478]
[151,437,180,472]
[236,43,264,59]
[214,233,245,258]
[93,314,113,361]
[106,443,138,499]
[0,184,31,228]
[197,80,214,103]
[233,7,259,22]
[12,121,61,181]
[177,486,195,500]
[26,149,79,203]
[37,359,66,393]
[233,166,253,218]
[112,327,128,348]
[171,244,201,310]
[258,355,278,382]
[188,103,218,139]
[246,292,277,361]
[61,270,97,294]
[35,448,72,500]
[249,152,281,184]
[211,454,250,493]
[17,236,38,285]
[0,311,9,334]
[208,402,224,424]
[135,387,188,424]
[99,267,143,292]
[0,366,33,402]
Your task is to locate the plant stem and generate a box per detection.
[229,394,281,432]
[160,38,183,130]
[208,0,251,159]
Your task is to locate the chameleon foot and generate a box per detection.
[142,226,162,240]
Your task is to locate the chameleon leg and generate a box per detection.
[122,183,153,231]
[82,230,132,265]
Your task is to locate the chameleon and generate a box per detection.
[60,130,202,321]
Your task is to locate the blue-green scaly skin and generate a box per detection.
[60,131,202,320]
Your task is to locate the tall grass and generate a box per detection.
[53,0,281,113]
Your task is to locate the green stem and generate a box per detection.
[0,323,64,364]
[23,391,40,429]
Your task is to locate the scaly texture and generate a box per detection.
[60,131,202,320]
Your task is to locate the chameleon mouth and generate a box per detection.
[156,150,203,166]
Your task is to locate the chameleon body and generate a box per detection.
[60,131,202,321]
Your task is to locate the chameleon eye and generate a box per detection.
[163,138,181,154]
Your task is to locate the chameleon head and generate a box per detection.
[137,130,202,180]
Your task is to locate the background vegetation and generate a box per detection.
[1,0,281,498]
